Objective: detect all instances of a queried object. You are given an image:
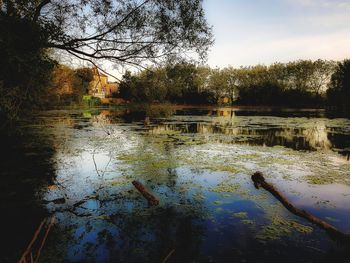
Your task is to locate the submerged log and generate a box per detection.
[132,180,159,206]
[252,171,350,242]
[18,216,55,263]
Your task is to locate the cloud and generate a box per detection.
[204,0,350,67]
[208,28,350,67]
[291,0,350,9]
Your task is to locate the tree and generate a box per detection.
[0,0,213,121]
[138,67,168,102]
[193,65,211,92]
[221,67,239,103]
[166,62,199,102]
[118,63,215,104]
[208,68,229,102]
[74,67,94,95]
[327,59,350,111]
[309,60,336,94]
[119,71,139,101]
[1,0,213,70]
[0,11,55,121]
[43,65,93,105]
[285,60,314,91]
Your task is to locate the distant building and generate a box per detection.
[90,67,118,98]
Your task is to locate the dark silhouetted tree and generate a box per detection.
[327,59,350,112]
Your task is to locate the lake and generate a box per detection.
[1,105,350,263]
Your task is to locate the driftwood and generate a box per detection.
[252,171,350,242]
[18,216,55,263]
[132,180,160,206]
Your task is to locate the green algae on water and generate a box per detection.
[256,216,313,242]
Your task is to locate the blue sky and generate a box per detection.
[203,0,350,67]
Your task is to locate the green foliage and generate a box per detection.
[119,63,216,104]
[74,67,94,98]
[118,60,340,107]
[75,68,94,89]
[82,95,101,107]
[234,60,335,107]
[118,71,143,102]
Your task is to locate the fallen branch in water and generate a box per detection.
[251,171,350,242]
[132,180,159,206]
[161,249,175,263]
[33,217,55,263]
[18,220,46,263]
[18,216,56,263]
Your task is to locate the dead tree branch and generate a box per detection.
[132,180,159,206]
[251,171,350,242]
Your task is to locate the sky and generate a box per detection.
[203,0,350,68]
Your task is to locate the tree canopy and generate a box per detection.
[0,0,213,122]
[117,60,341,107]
[1,0,213,69]
[327,59,350,112]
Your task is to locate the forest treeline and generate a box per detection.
[119,59,350,111]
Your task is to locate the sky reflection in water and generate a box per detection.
[3,107,350,263]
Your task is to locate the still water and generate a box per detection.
[1,106,350,263]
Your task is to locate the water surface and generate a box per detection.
[1,106,350,263]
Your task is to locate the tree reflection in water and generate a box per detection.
[3,107,350,263]
[39,113,208,262]
[0,124,57,263]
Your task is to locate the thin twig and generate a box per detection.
[92,150,101,177]
[18,217,56,263]
[161,249,175,263]
[33,217,56,263]
[18,220,46,263]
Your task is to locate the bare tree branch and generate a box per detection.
[33,0,51,22]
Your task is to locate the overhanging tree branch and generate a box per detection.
[5,0,213,73]
[33,0,51,22]
[65,0,152,45]
[66,50,122,82]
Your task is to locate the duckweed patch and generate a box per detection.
[203,164,240,174]
[256,216,313,242]
[241,219,254,225]
[33,107,350,263]
[306,170,350,186]
[210,183,240,193]
[108,179,129,187]
[233,212,248,219]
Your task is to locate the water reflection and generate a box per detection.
[2,106,350,263]
[0,125,56,263]
[37,118,210,262]
[85,107,350,153]
[107,107,350,155]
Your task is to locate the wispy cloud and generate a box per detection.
[290,0,350,9]
[209,28,350,67]
[204,0,350,67]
